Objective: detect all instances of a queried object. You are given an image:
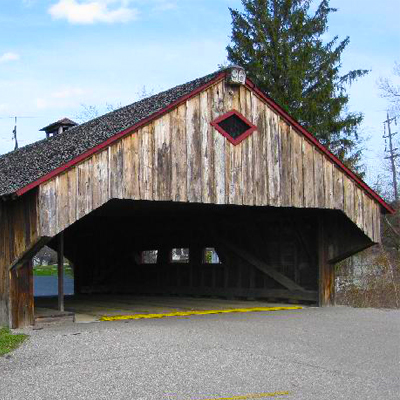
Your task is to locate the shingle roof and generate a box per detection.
[0,70,222,197]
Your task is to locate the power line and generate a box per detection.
[0,116,46,119]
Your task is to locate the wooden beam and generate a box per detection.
[58,232,64,312]
[219,239,307,292]
[9,237,50,271]
[328,242,374,264]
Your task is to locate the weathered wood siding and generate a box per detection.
[0,191,39,327]
[38,80,382,242]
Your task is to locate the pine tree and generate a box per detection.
[227,0,368,171]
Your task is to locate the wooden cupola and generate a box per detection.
[40,118,78,139]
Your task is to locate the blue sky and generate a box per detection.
[0,0,399,186]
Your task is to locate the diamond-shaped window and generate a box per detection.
[211,110,256,145]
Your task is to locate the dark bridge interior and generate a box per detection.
[43,200,336,305]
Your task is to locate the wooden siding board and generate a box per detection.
[343,176,355,223]
[240,86,252,205]
[244,88,254,205]
[38,184,50,236]
[364,196,374,240]
[92,150,109,211]
[76,164,85,221]
[57,173,69,233]
[48,182,57,237]
[333,166,344,211]
[171,104,188,202]
[267,108,281,206]
[291,130,304,208]
[374,204,381,243]
[67,168,78,227]
[122,133,140,200]
[254,97,268,205]
[186,96,202,203]
[303,141,315,208]
[365,196,371,239]
[110,141,123,199]
[77,159,93,220]
[121,135,133,199]
[153,116,172,201]
[199,91,213,204]
[207,88,216,204]
[139,125,154,201]
[354,186,364,232]
[131,133,141,199]
[86,159,93,216]
[280,120,292,207]
[323,157,334,210]
[314,150,325,209]
[211,82,226,204]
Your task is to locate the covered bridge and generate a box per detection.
[0,66,394,328]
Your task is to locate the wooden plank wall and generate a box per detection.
[38,80,382,243]
[67,213,320,303]
[0,191,39,327]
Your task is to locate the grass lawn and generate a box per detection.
[0,327,28,357]
[33,264,73,277]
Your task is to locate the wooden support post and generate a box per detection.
[9,260,35,328]
[318,216,335,306]
[58,232,64,312]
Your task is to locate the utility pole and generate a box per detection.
[12,116,18,150]
[383,112,399,203]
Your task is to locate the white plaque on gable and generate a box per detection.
[227,67,246,86]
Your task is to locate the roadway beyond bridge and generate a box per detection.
[0,306,399,400]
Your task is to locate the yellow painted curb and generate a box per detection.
[193,391,290,400]
[100,306,302,321]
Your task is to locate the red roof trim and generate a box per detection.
[16,72,226,197]
[245,78,395,214]
[211,109,257,146]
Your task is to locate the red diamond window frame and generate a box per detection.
[210,109,257,146]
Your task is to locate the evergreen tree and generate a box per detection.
[227,0,368,171]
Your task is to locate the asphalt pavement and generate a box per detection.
[0,306,399,400]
